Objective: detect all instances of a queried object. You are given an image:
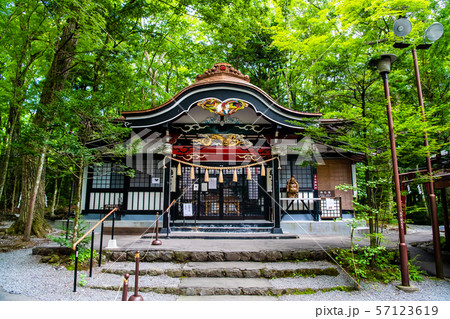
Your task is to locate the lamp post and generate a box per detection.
[373,54,410,288]
[411,48,444,279]
[393,19,445,279]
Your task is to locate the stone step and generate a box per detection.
[105,249,328,263]
[171,222,273,228]
[85,274,355,296]
[149,232,298,240]
[101,261,340,278]
[169,226,273,233]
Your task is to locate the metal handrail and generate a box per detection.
[72,207,117,250]
[73,207,117,292]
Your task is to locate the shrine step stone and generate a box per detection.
[101,261,340,278]
[88,260,356,297]
[86,273,355,296]
[105,249,328,263]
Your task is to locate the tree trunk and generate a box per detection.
[9,153,49,237]
[9,17,79,237]
[11,173,18,212]
[50,178,58,216]
[71,165,84,246]
[24,148,47,241]
[0,94,22,204]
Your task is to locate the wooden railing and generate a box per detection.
[72,207,117,250]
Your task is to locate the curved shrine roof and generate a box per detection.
[121,63,322,129]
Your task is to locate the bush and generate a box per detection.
[47,217,97,270]
[332,246,425,284]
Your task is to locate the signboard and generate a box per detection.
[183,203,193,217]
[319,190,334,198]
[152,177,161,184]
[325,198,334,210]
[313,174,318,190]
[209,177,217,189]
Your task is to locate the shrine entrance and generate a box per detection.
[174,164,269,220]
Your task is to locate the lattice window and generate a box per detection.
[247,167,259,200]
[281,160,313,189]
[150,160,163,187]
[92,163,124,189]
[129,157,163,188]
[130,170,149,188]
[292,165,313,188]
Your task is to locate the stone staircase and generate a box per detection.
[170,221,274,233]
[142,221,299,240]
[88,254,356,299]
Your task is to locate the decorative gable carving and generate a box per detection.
[195,63,250,83]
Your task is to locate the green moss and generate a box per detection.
[291,288,317,295]
[320,286,355,293]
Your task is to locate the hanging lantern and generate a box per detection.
[233,169,238,182]
[190,166,195,180]
[219,169,223,183]
[177,162,181,176]
[204,169,209,182]
[247,167,251,180]
[261,163,266,177]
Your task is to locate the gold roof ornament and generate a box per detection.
[195,63,250,83]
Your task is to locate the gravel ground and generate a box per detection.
[1,247,449,301]
[0,248,177,301]
[270,274,355,291]
[279,279,450,301]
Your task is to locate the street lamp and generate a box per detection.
[371,54,411,288]
[393,18,445,279]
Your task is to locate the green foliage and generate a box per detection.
[47,217,97,270]
[333,246,425,284]
[77,274,87,287]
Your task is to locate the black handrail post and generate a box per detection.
[111,210,115,240]
[98,220,104,267]
[89,229,95,277]
[167,209,170,238]
[66,180,74,239]
[73,244,79,292]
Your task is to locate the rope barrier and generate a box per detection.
[166,155,281,171]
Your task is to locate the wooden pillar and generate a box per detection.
[161,159,171,234]
[122,161,130,216]
[272,159,282,234]
[312,166,320,221]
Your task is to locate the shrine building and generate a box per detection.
[80,63,363,234]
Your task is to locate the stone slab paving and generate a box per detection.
[179,278,273,289]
